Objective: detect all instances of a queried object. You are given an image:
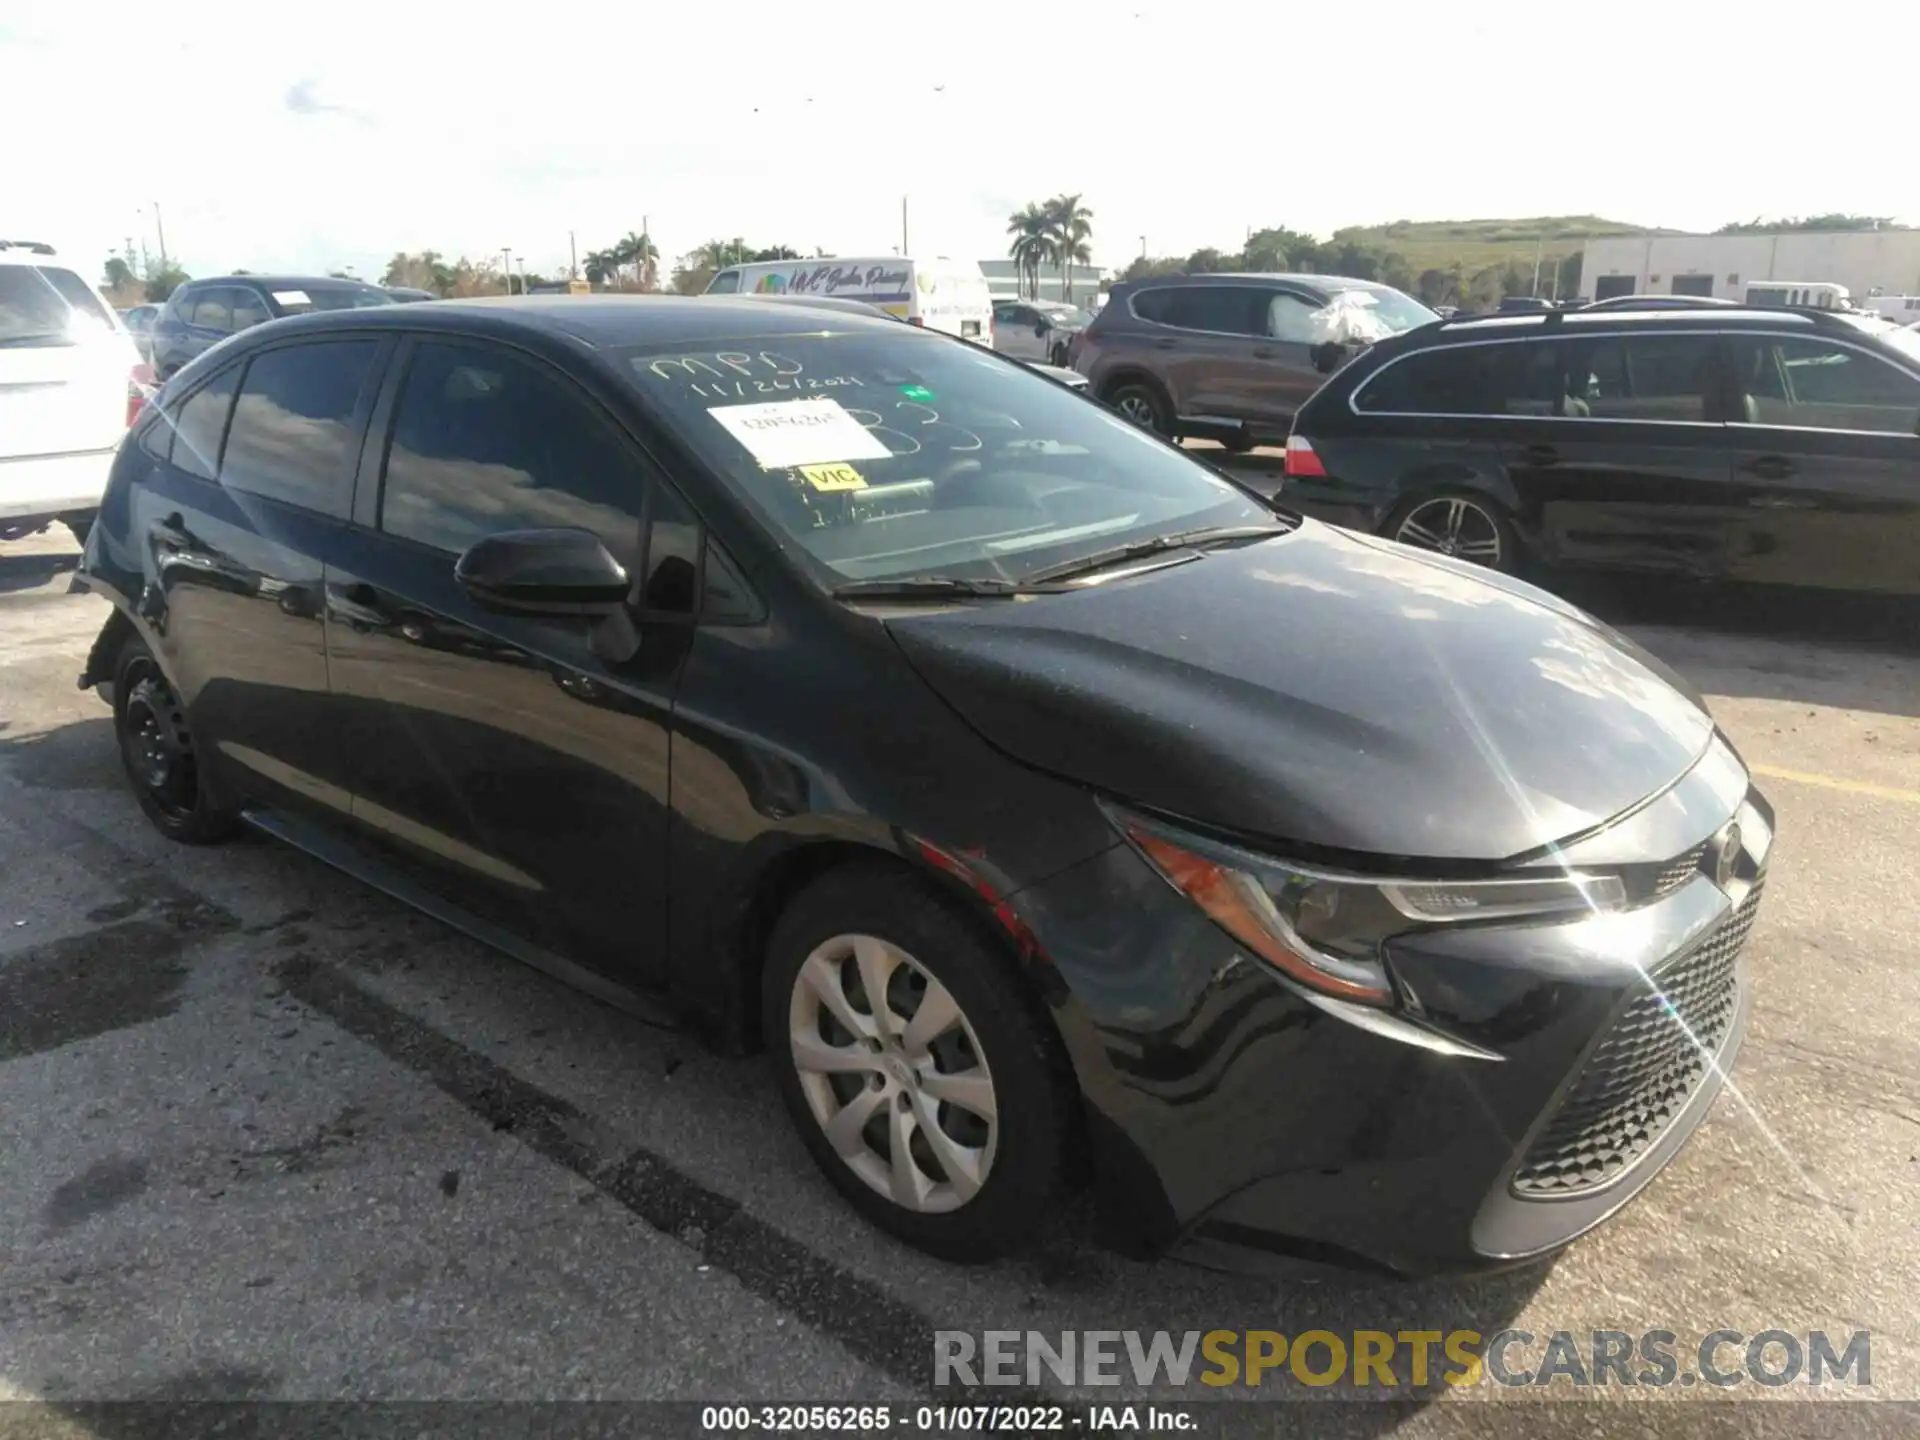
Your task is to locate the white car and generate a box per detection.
[991,299,1090,367]
[1,241,149,547]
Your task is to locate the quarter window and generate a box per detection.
[168,367,241,481]
[1733,337,1920,434]
[221,341,377,515]
[1354,341,1533,415]
[379,341,645,560]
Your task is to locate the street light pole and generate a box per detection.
[501,247,511,294]
[153,202,169,272]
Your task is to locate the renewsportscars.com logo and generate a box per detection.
[934,1329,1872,1390]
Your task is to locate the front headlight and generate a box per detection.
[1112,806,1626,1009]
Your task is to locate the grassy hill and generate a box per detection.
[1329,215,1674,280]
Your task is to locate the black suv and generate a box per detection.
[1281,305,1920,594]
[152,275,396,378]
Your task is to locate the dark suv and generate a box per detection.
[1071,273,1437,450]
[1280,305,1920,594]
[152,275,396,378]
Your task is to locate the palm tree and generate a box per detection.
[615,231,659,290]
[1043,194,1093,305]
[1005,204,1050,301]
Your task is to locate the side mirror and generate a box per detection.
[1310,341,1350,374]
[455,528,631,616]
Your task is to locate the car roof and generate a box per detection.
[1409,304,1903,342]
[184,275,387,290]
[221,294,911,347]
[1126,272,1393,293]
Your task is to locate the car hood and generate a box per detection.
[885,521,1716,863]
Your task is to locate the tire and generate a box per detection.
[112,634,239,845]
[1104,379,1172,437]
[1383,490,1517,573]
[762,863,1070,1262]
[1219,433,1258,456]
[1050,342,1070,368]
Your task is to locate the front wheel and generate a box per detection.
[763,865,1069,1262]
[113,635,239,844]
[1384,491,1516,572]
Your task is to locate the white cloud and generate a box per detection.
[6,0,1914,284]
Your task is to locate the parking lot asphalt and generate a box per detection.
[4,523,1919,1435]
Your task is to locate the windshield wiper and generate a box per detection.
[832,576,1073,600]
[1022,523,1288,584]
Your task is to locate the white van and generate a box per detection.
[706,257,994,345]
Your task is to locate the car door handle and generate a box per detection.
[1153,337,1177,349]
[1743,455,1796,480]
[1748,496,1816,510]
[1521,444,1561,466]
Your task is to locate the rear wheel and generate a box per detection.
[113,635,238,844]
[763,865,1069,1262]
[1384,491,1516,572]
[1050,342,1070,367]
[1105,380,1172,437]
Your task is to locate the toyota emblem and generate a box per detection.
[1713,823,1743,891]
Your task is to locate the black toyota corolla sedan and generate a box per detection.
[73,295,1774,1275]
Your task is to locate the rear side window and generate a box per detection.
[231,288,271,330]
[1563,334,1718,422]
[378,340,645,560]
[168,368,242,481]
[221,341,378,515]
[1133,286,1263,335]
[0,265,114,344]
[189,290,233,332]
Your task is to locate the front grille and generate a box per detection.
[1512,880,1764,1197]
[1652,842,1709,898]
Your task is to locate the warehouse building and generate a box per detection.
[1579,229,1920,304]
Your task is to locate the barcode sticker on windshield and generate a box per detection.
[708,398,891,469]
[271,290,310,306]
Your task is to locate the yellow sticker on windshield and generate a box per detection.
[799,462,868,492]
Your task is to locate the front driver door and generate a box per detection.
[323,337,688,983]
[1723,331,1920,596]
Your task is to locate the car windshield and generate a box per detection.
[621,331,1270,585]
[1334,287,1440,334]
[267,284,396,314]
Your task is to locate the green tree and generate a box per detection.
[1184,247,1237,274]
[748,245,801,262]
[1715,214,1905,235]
[1241,226,1316,272]
[1043,193,1093,303]
[144,266,189,302]
[103,256,137,291]
[1006,203,1051,301]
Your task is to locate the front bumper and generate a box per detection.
[1019,759,1772,1276]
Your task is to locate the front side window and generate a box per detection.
[1734,336,1920,434]
[221,341,377,514]
[707,271,742,295]
[379,341,645,560]
[622,331,1267,585]
[1265,292,1322,344]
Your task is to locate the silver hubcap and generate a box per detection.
[788,934,998,1214]
[1116,394,1157,429]
[1396,497,1502,565]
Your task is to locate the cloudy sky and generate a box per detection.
[5,0,1913,284]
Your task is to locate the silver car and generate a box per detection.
[992,300,1089,367]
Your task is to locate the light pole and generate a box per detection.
[500,247,512,294]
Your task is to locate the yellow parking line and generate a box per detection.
[1751,763,1920,806]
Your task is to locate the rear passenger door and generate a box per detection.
[1724,332,1920,595]
[132,336,387,818]
[1498,331,1736,577]
[322,336,685,981]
